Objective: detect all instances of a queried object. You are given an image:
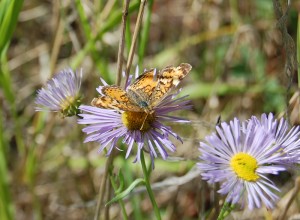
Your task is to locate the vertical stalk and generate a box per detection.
[94,1,131,218]
[94,153,114,220]
[297,13,300,88]
[109,170,129,220]
[125,0,147,84]
[116,0,130,86]
[297,13,300,122]
[217,202,235,220]
[140,151,161,220]
[138,0,153,65]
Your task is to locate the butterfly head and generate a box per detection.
[138,101,149,108]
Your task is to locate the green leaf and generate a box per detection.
[0,0,24,56]
[106,178,145,206]
[0,108,14,220]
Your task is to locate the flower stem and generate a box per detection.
[94,152,115,220]
[109,170,128,220]
[217,202,235,220]
[140,151,161,220]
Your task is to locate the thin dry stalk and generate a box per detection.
[94,153,115,220]
[280,177,300,220]
[116,0,130,86]
[94,1,148,219]
[125,0,147,85]
[272,0,297,120]
[50,14,65,76]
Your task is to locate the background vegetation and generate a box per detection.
[1,0,300,219]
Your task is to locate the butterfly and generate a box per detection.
[91,63,192,113]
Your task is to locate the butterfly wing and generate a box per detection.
[91,85,142,112]
[92,63,192,112]
[149,63,192,107]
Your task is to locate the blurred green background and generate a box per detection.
[1,0,300,219]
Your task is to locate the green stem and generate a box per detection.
[0,108,14,220]
[0,54,25,155]
[217,202,235,220]
[123,158,143,219]
[109,170,128,220]
[140,151,161,220]
[138,0,153,65]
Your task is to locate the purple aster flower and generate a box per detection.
[197,117,294,210]
[78,65,192,164]
[35,68,82,117]
[249,113,300,165]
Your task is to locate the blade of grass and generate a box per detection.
[0,0,24,103]
[74,0,92,40]
[0,0,25,154]
[0,0,24,55]
[0,47,14,104]
[74,0,107,76]
[125,15,132,53]
[123,158,143,219]
[0,55,25,154]
[0,1,10,24]
[138,0,154,65]
[109,170,128,220]
[106,178,145,206]
[0,108,14,220]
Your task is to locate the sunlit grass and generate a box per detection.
[1,0,299,219]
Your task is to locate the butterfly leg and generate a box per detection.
[139,113,149,131]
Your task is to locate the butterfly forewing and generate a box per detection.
[149,63,192,108]
[91,86,142,112]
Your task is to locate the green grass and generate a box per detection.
[0,1,24,219]
[0,0,299,219]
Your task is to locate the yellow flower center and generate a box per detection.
[59,95,81,117]
[121,111,155,132]
[60,96,75,110]
[230,153,259,181]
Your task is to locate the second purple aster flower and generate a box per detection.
[198,113,300,210]
[35,68,82,117]
[78,63,192,163]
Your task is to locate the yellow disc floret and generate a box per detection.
[230,153,259,181]
[121,111,155,132]
[60,95,81,117]
[60,96,76,110]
